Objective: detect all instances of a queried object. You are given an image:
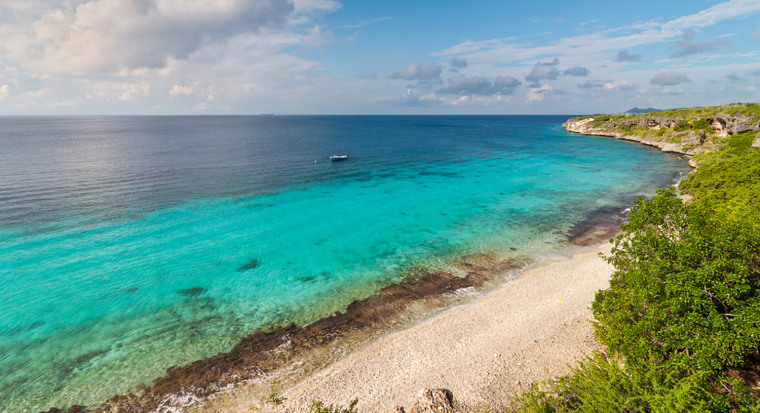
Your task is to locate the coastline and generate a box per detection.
[201,241,614,413]
[563,118,690,155]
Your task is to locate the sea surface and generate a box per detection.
[0,116,689,411]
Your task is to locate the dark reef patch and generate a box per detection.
[178,287,206,297]
[237,258,259,272]
[566,206,627,246]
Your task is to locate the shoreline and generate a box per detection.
[201,241,614,412]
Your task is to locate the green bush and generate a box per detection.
[511,353,723,413]
[594,188,760,373]
[308,399,359,413]
[692,118,712,131]
[681,147,760,218]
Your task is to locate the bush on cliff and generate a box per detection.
[594,188,760,373]
[682,145,760,218]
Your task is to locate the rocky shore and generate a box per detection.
[563,112,760,155]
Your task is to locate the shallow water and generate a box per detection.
[0,116,689,411]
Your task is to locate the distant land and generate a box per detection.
[624,107,663,114]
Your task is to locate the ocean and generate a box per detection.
[0,116,689,411]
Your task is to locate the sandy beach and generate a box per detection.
[199,242,614,412]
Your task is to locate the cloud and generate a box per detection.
[576,79,634,91]
[650,71,691,86]
[526,84,552,102]
[119,81,150,101]
[563,66,590,77]
[670,29,730,58]
[603,80,636,91]
[0,85,9,101]
[24,0,296,74]
[394,88,445,107]
[391,62,442,85]
[525,58,559,86]
[450,57,467,68]
[616,50,641,62]
[437,75,520,96]
[577,81,604,89]
[662,0,760,31]
[169,84,197,97]
[753,69,760,76]
[725,72,743,82]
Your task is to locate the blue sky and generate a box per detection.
[0,0,759,115]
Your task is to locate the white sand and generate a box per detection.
[203,243,613,412]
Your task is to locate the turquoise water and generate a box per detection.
[0,116,689,411]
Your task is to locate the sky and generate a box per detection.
[0,0,759,115]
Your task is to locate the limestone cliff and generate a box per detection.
[563,110,760,155]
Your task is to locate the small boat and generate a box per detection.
[329,155,349,161]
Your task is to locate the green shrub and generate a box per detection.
[681,148,760,218]
[308,399,359,413]
[594,188,760,373]
[510,352,757,413]
[674,120,691,132]
[692,118,712,131]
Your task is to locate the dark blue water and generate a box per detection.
[0,116,690,411]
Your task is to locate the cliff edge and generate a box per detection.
[563,103,760,155]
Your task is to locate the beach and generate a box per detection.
[198,241,614,412]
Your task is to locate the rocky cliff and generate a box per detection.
[563,112,760,155]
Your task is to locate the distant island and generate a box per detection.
[623,107,662,114]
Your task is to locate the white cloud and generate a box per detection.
[23,0,296,74]
[169,84,197,98]
[603,80,636,91]
[0,85,9,101]
[527,84,552,102]
[119,81,150,101]
[662,0,760,31]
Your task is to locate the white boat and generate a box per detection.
[329,155,349,161]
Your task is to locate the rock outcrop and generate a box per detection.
[398,388,455,413]
[563,114,760,155]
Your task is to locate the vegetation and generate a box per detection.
[656,103,760,118]
[308,399,359,413]
[511,122,760,412]
[569,103,759,149]
[571,103,760,122]
[265,381,287,406]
